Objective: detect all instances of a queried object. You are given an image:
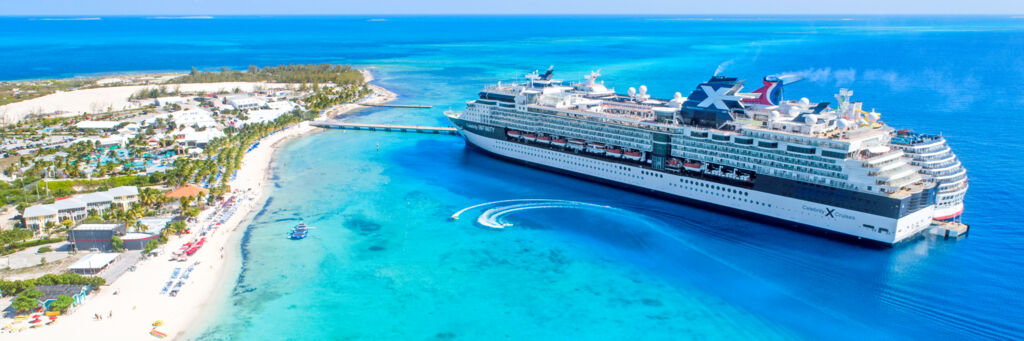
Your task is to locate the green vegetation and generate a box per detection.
[129,86,177,100]
[143,239,159,254]
[11,289,43,313]
[49,294,74,313]
[37,246,52,253]
[38,174,163,196]
[305,84,370,112]
[111,235,124,252]
[2,237,63,256]
[176,64,365,85]
[0,78,95,106]
[0,273,105,297]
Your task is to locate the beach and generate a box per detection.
[0,81,298,122]
[3,71,395,340]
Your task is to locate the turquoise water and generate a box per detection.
[2,16,1023,339]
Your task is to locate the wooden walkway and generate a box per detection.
[311,120,458,135]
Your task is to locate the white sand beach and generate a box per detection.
[2,71,395,340]
[0,81,295,122]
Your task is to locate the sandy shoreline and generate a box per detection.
[4,71,395,340]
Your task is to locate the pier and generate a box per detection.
[357,103,433,109]
[311,120,458,135]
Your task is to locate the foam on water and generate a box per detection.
[4,16,1021,340]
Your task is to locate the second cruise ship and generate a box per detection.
[444,67,968,245]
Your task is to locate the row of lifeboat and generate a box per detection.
[666,158,753,182]
[508,130,643,161]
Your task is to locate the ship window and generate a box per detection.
[758,141,778,149]
[734,138,753,145]
[787,145,816,154]
[711,134,730,141]
[821,150,847,159]
[690,131,709,138]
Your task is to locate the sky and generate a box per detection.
[1,0,1023,15]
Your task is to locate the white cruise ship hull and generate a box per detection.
[450,118,934,245]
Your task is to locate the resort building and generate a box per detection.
[77,135,130,149]
[107,186,140,209]
[68,224,126,252]
[165,184,209,199]
[35,284,91,312]
[155,96,187,107]
[74,120,120,132]
[167,108,218,129]
[23,205,59,232]
[66,253,121,275]
[22,186,139,232]
[175,127,225,148]
[225,95,266,110]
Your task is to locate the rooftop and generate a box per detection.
[35,284,90,303]
[165,184,209,198]
[67,253,120,270]
[75,120,119,130]
[72,223,123,231]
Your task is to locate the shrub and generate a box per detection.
[49,295,74,313]
[37,246,52,253]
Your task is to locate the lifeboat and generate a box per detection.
[624,151,642,161]
[551,138,568,148]
[507,130,521,138]
[587,142,606,153]
[568,138,586,150]
[605,148,623,158]
[683,160,702,171]
[537,136,551,144]
[523,133,537,142]
[666,158,682,169]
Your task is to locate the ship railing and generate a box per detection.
[932,169,968,182]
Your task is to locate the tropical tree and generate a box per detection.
[49,295,74,313]
[110,235,124,252]
[12,289,43,313]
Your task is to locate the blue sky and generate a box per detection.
[2,0,1023,15]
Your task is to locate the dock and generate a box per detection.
[311,120,458,135]
[357,103,433,109]
[929,220,969,240]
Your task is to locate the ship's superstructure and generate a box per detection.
[445,67,967,245]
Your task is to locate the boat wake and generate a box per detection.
[452,199,632,229]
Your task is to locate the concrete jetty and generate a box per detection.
[311,120,458,135]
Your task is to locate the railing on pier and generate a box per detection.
[311,120,458,135]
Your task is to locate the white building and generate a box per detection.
[175,127,225,147]
[225,95,266,110]
[22,186,140,232]
[155,97,187,107]
[164,108,218,129]
[77,135,129,149]
[75,120,120,131]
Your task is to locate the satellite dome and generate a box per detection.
[799,97,811,105]
[673,92,683,101]
[639,85,648,96]
[628,87,637,97]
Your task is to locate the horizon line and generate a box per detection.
[3,13,1024,17]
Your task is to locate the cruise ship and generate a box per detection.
[444,67,968,245]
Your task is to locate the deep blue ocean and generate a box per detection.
[2,16,1022,340]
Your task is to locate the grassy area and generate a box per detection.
[0,78,96,106]
[174,64,365,85]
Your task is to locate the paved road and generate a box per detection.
[99,251,142,283]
